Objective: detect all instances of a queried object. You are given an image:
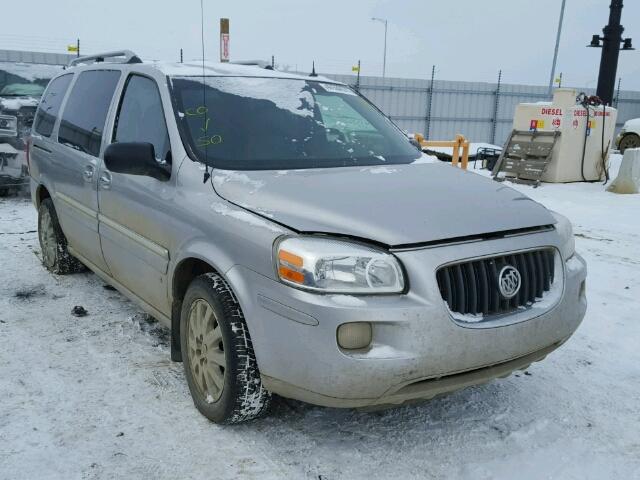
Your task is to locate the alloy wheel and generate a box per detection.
[186,299,226,403]
[39,209,57,268]
[620,134,640,152]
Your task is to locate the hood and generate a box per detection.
[623,118,640,132]
[212,162,555,247]
[0,97,38,112]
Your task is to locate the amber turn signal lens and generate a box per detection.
[278,266,304,284]
[278,249,304,268]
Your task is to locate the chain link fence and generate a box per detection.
[325,71,640,146]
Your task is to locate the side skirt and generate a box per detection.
[68,246,172,328]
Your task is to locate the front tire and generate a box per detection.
[37,198,85,274]
[180,272,271,424]
[619,133,640,153]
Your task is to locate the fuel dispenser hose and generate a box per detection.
[577,93,610,184]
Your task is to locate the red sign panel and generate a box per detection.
[220,33,230,62]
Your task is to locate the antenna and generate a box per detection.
[310,61,318,77]
[200,0,210,182]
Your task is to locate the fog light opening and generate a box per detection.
[337,322,372,350]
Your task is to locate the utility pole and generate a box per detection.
[491,70,502,145]
[548,0,566,96]
[614,77,622,107]
[180,48,183,63]
[588,0,633,105]
[425,65,435,140]
[76,38,80,58]
[372,17,388,78]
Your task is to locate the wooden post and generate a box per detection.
[418,134,470,170]
[452,135,461,167]
[461,136,470,170]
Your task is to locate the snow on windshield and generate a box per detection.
[202,77,315,118]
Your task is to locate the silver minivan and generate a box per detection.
[29,51,587,424]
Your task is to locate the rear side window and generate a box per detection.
[34,74,73,137]
[58,70,120,156]
[113,75,171,163]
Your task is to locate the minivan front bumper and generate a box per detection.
[227,230,587,408]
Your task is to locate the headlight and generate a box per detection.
[550,211,575,260]
[275,236,405,294]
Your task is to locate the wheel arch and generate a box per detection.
[35,183,51,208]
[168,244,237,362]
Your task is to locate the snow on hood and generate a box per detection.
[0,97,39,111]
[0,62,62,82]
[622,117,640,131]
[213,162,555,246]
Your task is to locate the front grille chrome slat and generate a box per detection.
[453,264,466,313]
[477,260,489,315]
[436,248,556,319]
[488,260,500,314]
[464,263,478,315]
[526,253,537,303]
[508,255,520,309]
[516,253,529,306]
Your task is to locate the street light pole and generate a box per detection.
[372,17,388,78]
[547,0,566,96]
[588,0,633,105]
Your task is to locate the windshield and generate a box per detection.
[0,83,45,97]
[0,62,62,99]
[170,76,420,170]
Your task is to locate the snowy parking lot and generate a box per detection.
[1,157,639,479]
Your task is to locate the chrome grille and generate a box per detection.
[436,249,556,316]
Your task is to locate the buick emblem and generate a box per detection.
[498,265,521,299]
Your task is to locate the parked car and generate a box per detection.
[29,51,587,424]
[0,62,62,193]
[616,118,640,153]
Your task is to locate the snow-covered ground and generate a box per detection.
[1,156,639,479]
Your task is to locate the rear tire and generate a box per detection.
[37,198,85,274]
[180,272,271,424]
[619,133,640,153]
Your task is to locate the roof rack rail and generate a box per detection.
[68,50,142,67]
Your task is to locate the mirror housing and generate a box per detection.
[104,142,170,181]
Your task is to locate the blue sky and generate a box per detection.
[2,0,639,89]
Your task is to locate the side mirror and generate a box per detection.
[104,142,170,181]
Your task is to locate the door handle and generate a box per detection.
[99,171,112,190]
[82,165,94,182]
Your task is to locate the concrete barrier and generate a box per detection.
[607,148,640,194]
